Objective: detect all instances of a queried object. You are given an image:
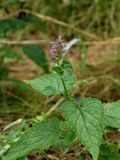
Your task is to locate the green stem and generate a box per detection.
[60,74,69,99]
[57,60,69,99]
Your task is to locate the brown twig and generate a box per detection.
[85,39,120,46]
[0,39,49,45]
[45,97,64,118]
[0,38,120,46]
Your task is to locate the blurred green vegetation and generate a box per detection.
[1,0,120,38]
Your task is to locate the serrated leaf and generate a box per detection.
[53,122,76,149]
[22,45,49,73]
[104,101,120,128]
[27,61,76,96]
[4,118,61,160]
[62,98,104,160]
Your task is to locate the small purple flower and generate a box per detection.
[50,36,67,61]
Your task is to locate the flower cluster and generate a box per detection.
[50,36,67,62]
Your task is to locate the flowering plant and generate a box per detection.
[3,37,120,160]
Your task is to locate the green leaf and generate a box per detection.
[4,118,61,160]
[99,143,120,160]
[11,79,29,92]
[27,61,76,96]
[53,122,76,149]
[79,153,86,160]
[22,45,49,73]
[62,98,104,160]
[21,14,48,32]
[0,19,25,37]
[104,101,120,128]
[0,14,47,37]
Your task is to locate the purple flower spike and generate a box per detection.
[50,36,67,61]
[50,41,58,61]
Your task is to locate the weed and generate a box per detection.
[2,37,120,160]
